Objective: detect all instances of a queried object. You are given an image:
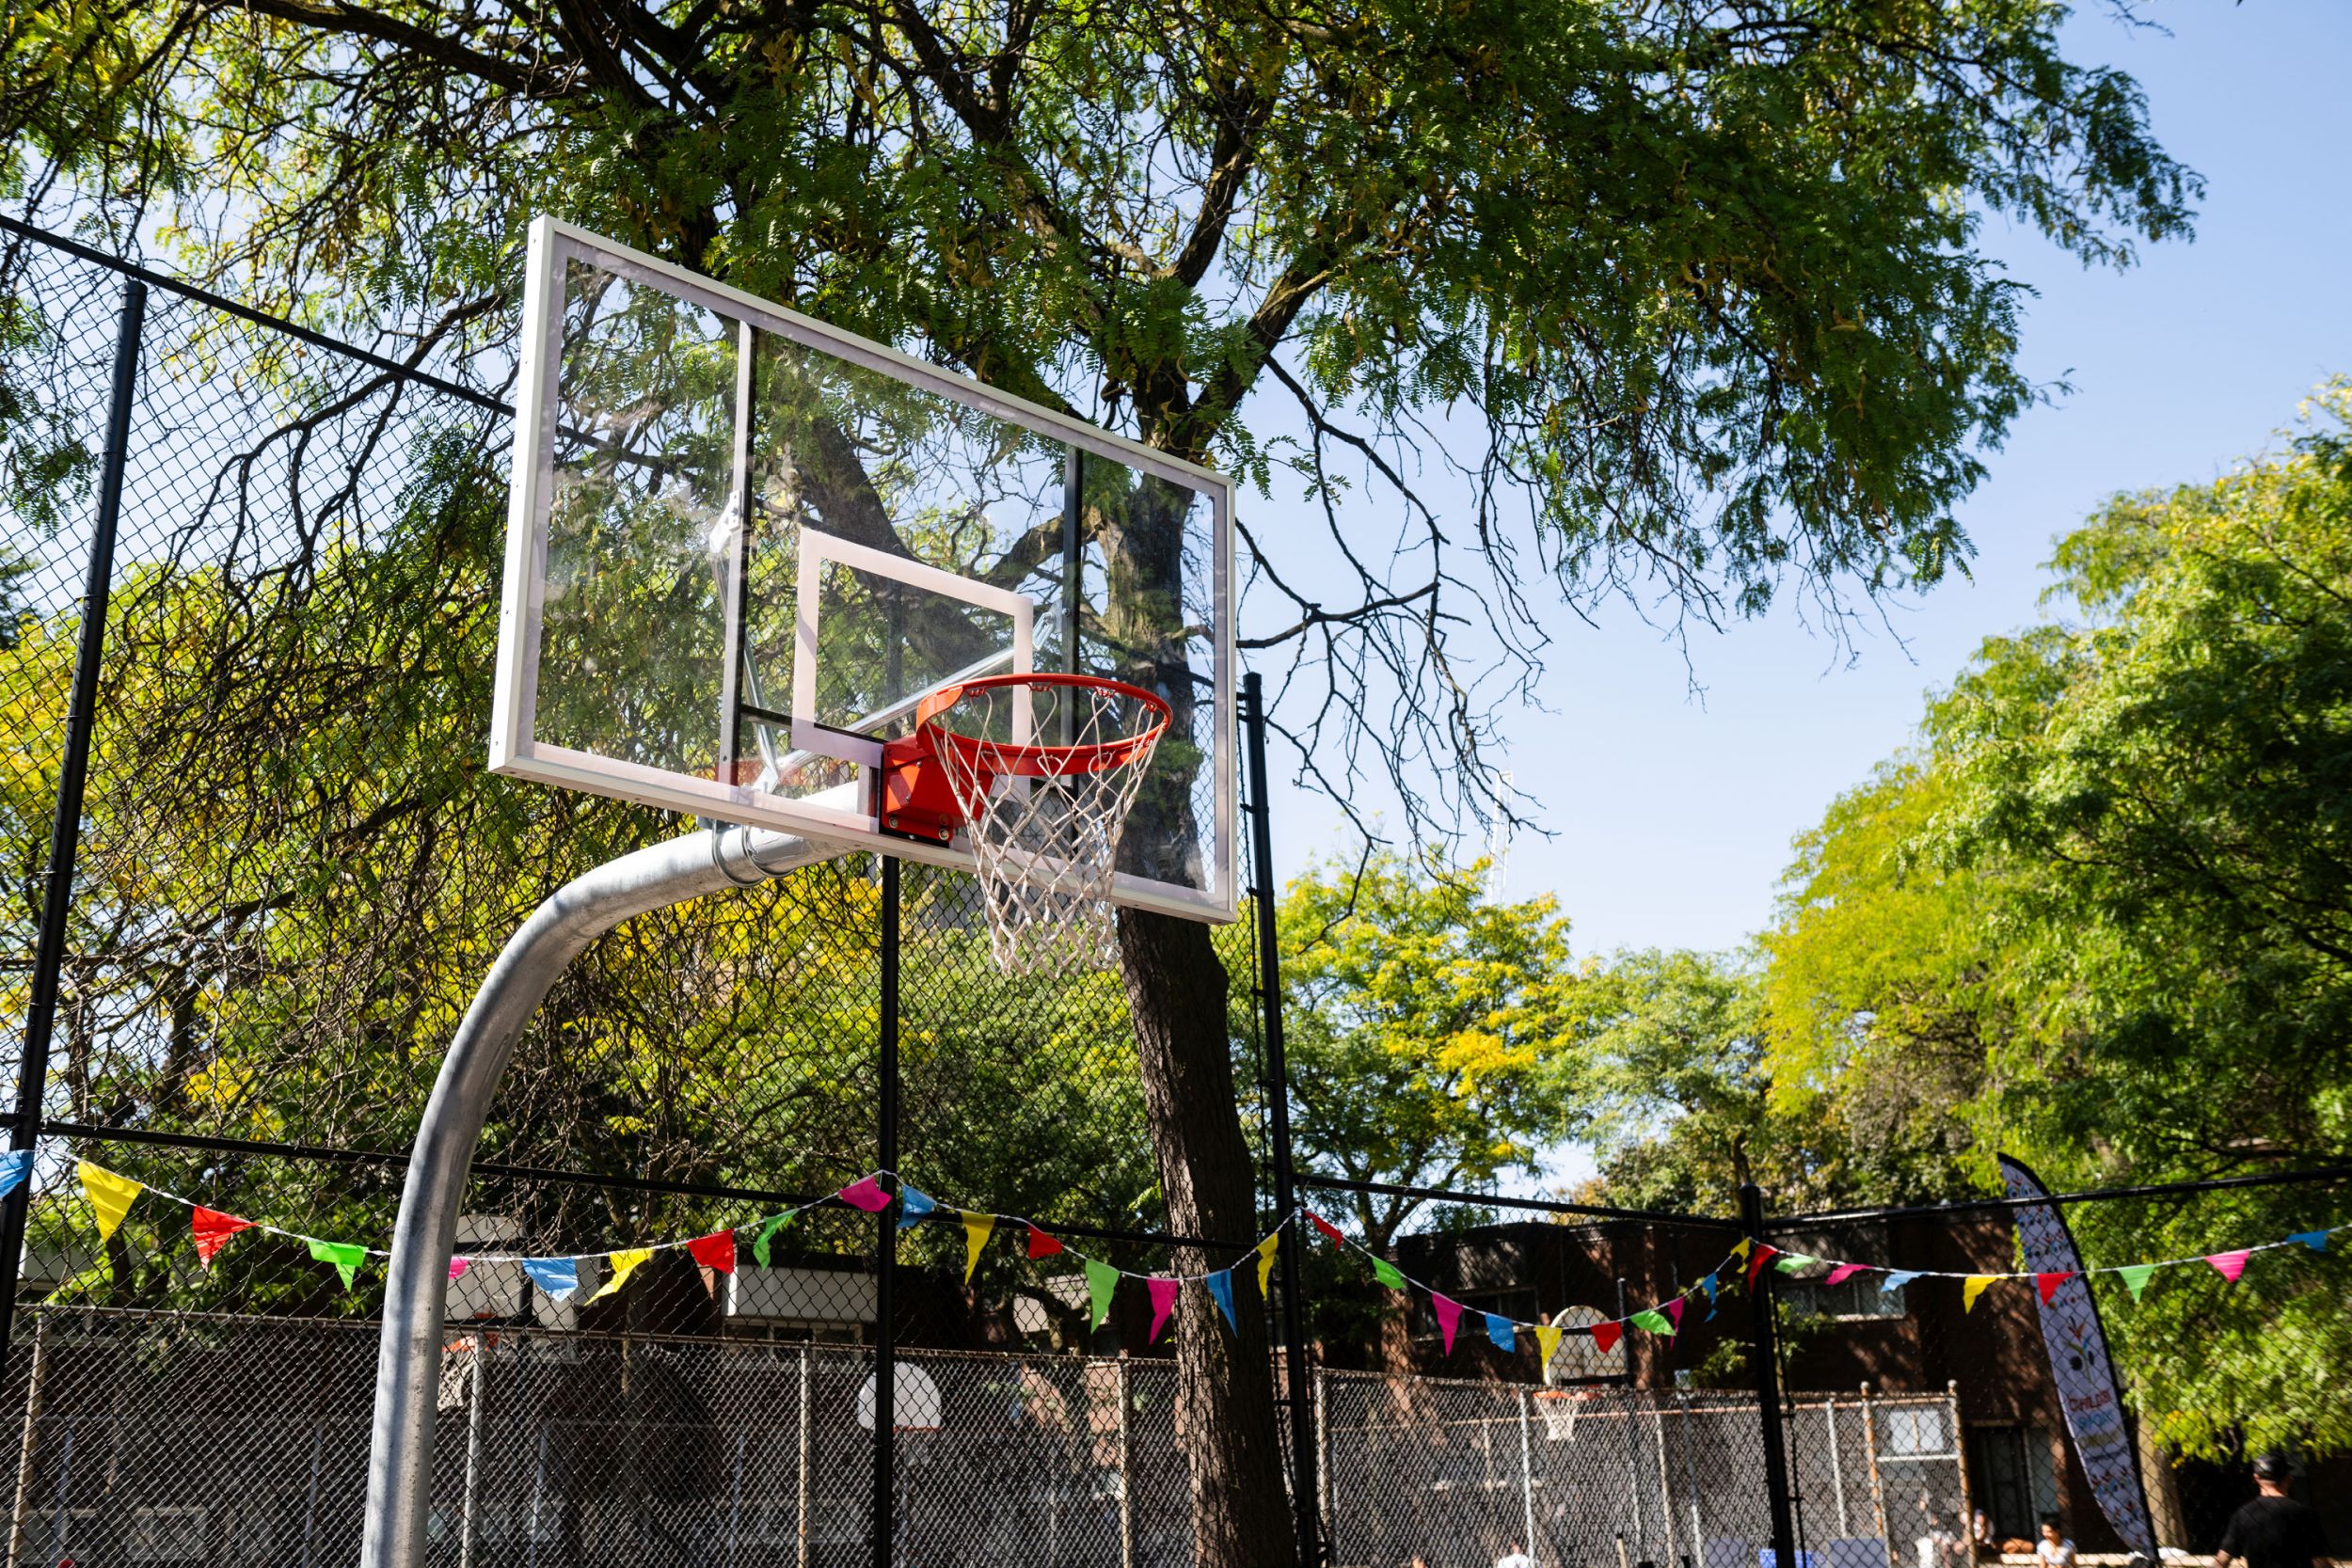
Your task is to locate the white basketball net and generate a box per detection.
[922,678,1166,975]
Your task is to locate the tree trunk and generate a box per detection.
[1120,906,1297,1568]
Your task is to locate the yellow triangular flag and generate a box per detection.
[1729,1237,1753,1263]
[961,1212,995,1283]
[1534,1323,1564,1368]
[1256,1233,1280,1297]
[78,1162,144,1243]
[1962,1275,1997,1313]
[586,1247,653,1304]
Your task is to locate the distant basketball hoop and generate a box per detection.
[855,1366,945,1434]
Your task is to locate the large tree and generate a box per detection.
[1763,383,2352,1456]
[2,0,2195,1554]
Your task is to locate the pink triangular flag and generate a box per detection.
[1824,1263,1867,1287]
[2036,1271,2077,1305]
[1662,1297,1685,1328]
[1146,1276,1181,1342]
[448,1257,471,1283]
[838,1178,890,1212]
[1432,1293,1463,1354]
[2205,1250,2251,1283]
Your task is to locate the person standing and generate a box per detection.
[2036,1514,2078,1568]
[2216,1453,2330,1568]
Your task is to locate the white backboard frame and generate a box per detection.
[488,215,1237,925]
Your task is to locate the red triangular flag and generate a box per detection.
[1308,1212,1346,1249]
[1027,1225,1062,1260]
[687,1231,738,1274]
[1745,1244,1780,1289]
[191,1207,254,1269]
[2035,1271,2076,1306]
[1590,1321,1624,1354]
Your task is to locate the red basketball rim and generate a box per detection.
[914,673,1171,779]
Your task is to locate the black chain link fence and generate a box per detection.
[4,218,2348,1568]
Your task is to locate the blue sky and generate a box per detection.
[1259,0,2352,960]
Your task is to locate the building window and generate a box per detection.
[1880,1405,1950,1457]
[1968,1426,2058,1539]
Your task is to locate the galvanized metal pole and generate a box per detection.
[1241,671,1320,1568]
[0,279,146,1360]
[1741,1183,1801,1568]
[872,855,900,1568]
[458,1339,486,1568]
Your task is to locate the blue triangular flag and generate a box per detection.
[897,1184,937,1230]
[0,1150,29,1199]
[1698,1273,1720,1319]
[1880,1270,1923,1295]
[522,1257,580,1303]
[1204,1269,1238,1334]
[1486,1312,1516,1352]
[2287,1230,2329,1252]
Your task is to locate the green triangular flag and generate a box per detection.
[753,1212,790,1268]
[1630,1307,1675,1337]
[1371,1257,1406,1289]
[2116,1264,2156,1303]
[307,1237,367,1291]
[1773,1254,1818,1275]
[1084,1259,1120,1330]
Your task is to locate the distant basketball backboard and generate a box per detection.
[490,217,1235,924]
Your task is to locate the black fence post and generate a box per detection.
[873,855,900,1568]
[0,278,146,1361]
[1741,1182,1801,1568]
[1241,672,1321,1568]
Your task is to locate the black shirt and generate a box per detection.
[2219,1496,2330,1568]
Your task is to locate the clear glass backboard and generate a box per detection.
[489,218,1235,923]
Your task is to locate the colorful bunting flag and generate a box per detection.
[687,1230,739,1274]
[1147,1277,1180,1342]
[897,1185,936,1230]
[837,1178,890,1212]
[523,1257,580,1303]
[1744,1244,1779,1289]
[1880,1271,1923,1295]
[2289,1230,2329,1252]
[2204,1250,2250,1284]
[1371,1257,1406,1290]
[1255,1234,1279,1297]
[1662,1298,1685,1330]
[1486,1313,1516,1353]
[1590,1321,1623,1354]
[190,1207,252,1268]
[1205,1269,1238,1334]
[585,1247,652,1304]
[1824,1263,1867,1287]
[753,1212,789,1268]
[308,1237,367,1291]
[1698,1273,1721,1318]
[2036,1272,2077,1306]
[1534,1323,1564,1367]
[449,1258,472,1283]
[1308,1212,1346,1249]
[1962,1275,1996,1312]
[1432,1293,1463,1354]
[1630,1307,1674,1337]
[0,1150,29,1198]
[78,1162,143,1243]
[961,1213,995,1283]
[1773,1254,1818,1276]
[2117,1264,2156,1302]
[1084,1259,1119,1330]
[1027,1225,1063,1261]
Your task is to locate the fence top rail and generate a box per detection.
[0,210,513,418]
[1295,1175,1744,1233]
[1763,1160,2352,1230]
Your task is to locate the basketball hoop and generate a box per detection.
[877,673,1169,974]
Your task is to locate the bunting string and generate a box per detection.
[42,1161,2345,1339]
